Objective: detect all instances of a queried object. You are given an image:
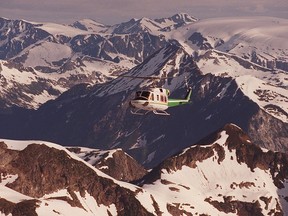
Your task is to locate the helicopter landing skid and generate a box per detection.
[130,109,151,115]
[153,110,170,116]
[130,109,170,116]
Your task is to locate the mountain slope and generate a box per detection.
[138,124,288,215]
[0,44,288,167]
[0,124,287,215]
[170,16,288,72]
[67,147,147,182]
[1,15,287,111]
[0,15,287,168]
[0,15,184,108]
[0,139,153,216]
[0,58,126,109]
[1,43,287,168]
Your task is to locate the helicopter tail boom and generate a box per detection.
[167,87,192,108]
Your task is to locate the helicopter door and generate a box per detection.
[150,93,154,101]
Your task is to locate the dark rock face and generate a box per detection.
[91,150,148,182]
[67,147,147,182]
[0,142,153,215]
[0,18,50,59]
[247,109,288,152]
[189,32,213,50]
[70,32,167,64]
[251,51,288,72]
[204,197,265,216]
[0,199,38,216]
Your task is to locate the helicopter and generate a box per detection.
[120,75,192,116]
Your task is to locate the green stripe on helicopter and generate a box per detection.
[168,88,192,107]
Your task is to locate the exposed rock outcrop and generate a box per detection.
[0,142,153,215]
[67,147,147,182]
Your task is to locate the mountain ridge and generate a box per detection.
[1,13,288,215]
[0,42,287,168]
[0,15,287,112]
[137,123,288,215]
[1,123,287,215]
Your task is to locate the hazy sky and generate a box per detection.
[1,0,288,24]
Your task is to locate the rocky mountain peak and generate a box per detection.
[0,18,50,59]
[0,123,288,215]
[136,123,288,215]
[111,17,161,34]
[70,19,109,33]
[154,13,197,32]
[170,13,198,23]
[0,140,153,215]
[67,147,147,182]
[142,123,288,187]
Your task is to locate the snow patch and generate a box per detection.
[0,174,18,185]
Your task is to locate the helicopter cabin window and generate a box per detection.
[160,95,164,102]
[157,95,159,101]
[150,93,154,101]
[135,91,150,100]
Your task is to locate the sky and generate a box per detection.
[0,0,288,25]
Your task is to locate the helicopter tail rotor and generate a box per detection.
[184,76,190,91]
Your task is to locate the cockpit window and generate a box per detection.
[141,91,150,98]
[134,91,150,100]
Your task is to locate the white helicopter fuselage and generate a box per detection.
[118,74,192,116]
[130,88,169,111]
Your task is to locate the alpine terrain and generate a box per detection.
[0,13,287,215]
[0,124,288,215]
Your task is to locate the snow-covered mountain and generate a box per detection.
[0,18,135,108]
[0,12,197,72]
[70,19,109,33]
[0,58,128,109]
[169,16,288,71]
[0,124,287,215]
[1,13,288,215]
[0,139,151,215]
[70,13,197,35]
[0,14,196,108]
[139,124,288,215]
[1,43,287,169]
[168,17,288,123]
[166,16,288,123]
[1,15,287,111]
